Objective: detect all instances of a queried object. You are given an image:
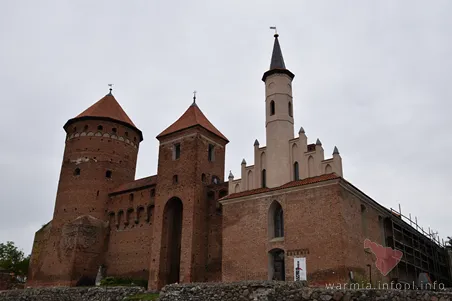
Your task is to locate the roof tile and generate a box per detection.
[110,175,157,195]
[157,103,228,142]
[75,93,137,128]
[221,173,339,201]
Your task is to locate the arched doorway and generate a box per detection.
[160,197,183,285]
[268,248,285,281]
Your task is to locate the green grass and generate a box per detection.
[124,293,159,300]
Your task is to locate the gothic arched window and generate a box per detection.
[262,169,267,188]
[293,162,299,181]
[288,102,293,117]
[274,205,284,238]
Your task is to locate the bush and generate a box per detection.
[100,277,148,288]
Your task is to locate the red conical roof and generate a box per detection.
[75,93,136,128]
[157,102,228,142]
[64,92,142,141]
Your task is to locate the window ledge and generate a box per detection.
[270,237,284,243]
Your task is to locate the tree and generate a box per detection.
[0,241,30,277]
[447,236,452,247]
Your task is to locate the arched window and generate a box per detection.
[274,206,284,238]
[269,201,284,239]
[74,168,81,176]
[105,170,112,178]
[293,162,299,181]
[97,125,103,131]
[173,175,178,184]
[212,175,220,184]
[262,169,266,188]
[129,193,134,202]
[150,189,155,197]
[288,102,293,117]
[201,173,206,183]
[270,101,275,116]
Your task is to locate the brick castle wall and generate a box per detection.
[221,180,386,285]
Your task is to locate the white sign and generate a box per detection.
[294,257,307,281]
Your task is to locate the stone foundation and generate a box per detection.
[159,281,452,301]
[0,286,144,301]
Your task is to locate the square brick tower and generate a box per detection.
[148,97,228,289]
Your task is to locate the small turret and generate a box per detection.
[228,170,235,194]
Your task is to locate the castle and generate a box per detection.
[27,34,451,290]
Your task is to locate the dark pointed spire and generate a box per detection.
[262,32,295,82]
[333,146,340,155]
[270,34,286,70]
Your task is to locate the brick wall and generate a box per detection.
[221,179,389,285]
[148,126,227,290]
[27,119,141,287]
[104,186,156,280]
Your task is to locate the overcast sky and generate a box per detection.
[1,0,451,255]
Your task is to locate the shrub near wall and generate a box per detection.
[159,281,452,301]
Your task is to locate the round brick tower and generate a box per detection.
[53,90,143,225]
[27,89,143,287]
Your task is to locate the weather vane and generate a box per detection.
[270,26,277,35]
[193,90,197,103]
[108,84,113,94]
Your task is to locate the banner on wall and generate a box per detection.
[294,257,307,281]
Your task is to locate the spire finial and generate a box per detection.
[190,90,197,106]
[108,84,113,95]
[270,26,278,37]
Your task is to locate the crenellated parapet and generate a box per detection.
[227,126,342,195]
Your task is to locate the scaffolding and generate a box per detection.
[384,205,451,286]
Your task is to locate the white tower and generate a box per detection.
[263,33,295,187]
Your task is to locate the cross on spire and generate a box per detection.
[108,84,113,94]
[193,90,197,103]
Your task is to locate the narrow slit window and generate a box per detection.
[174,143,181,160]
[208,144,215,162]
[270,101,275,116]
